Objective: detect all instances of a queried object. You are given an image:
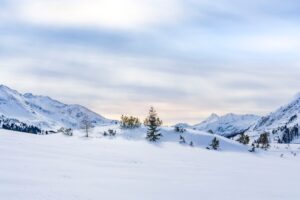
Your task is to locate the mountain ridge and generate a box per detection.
[0,85,114,130]
[193,113,260,137]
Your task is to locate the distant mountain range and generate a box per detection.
[249,94,300,143]
[193,113,260,137]
[0,85,114,130]
[0,84,299,143]
[177,94,300,143]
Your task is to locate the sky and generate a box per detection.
[0,0,300,125]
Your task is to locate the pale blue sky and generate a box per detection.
[0,0,300,124]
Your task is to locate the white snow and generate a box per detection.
[1,128,300,200]
[194,113,260,137]
[253,95,300,131]
[0,85,113,129]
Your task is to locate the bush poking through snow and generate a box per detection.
[189,141,194,147]
[208,130,214,134]
[102,129,116,137]
[57,127,65,133]
[58,127,73,136]
[108,129,117,136]
[120,115,141,129]
[209,137,220,150]
[145,107,162,142]
[249,143,256,152]
[64,128,73,136]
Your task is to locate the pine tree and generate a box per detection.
[257,132,270,150]
[144,107,162,142]
[179,135,186,144]
[237,133,250,145]
[174,125,186,133]
[210,137,219,150]
[189,141,194,147]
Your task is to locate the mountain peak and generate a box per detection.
[194,113,260,137]
[205,113,219,121]
[253,92,300,131]
[209,113,219,118]
[23,93,34,98]
[0,84,113,129]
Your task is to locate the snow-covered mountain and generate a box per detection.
[0,85,114,130]
[249,94,300,143]
[193,113,260,137]
[192,94,300,143]
[253,95,300,131]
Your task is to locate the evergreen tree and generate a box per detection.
[144,107,162,142]
[189,141,194,147]
[210,137,220,150]
[257,132,270,150]
[281,124,299,143]
[236,133,250,145]
[179,135,186,144]
[174,125,186,133]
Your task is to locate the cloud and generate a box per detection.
[5,0,184,30]
[1,0,300,124]
[1,40,299,124]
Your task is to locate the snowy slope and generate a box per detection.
[0,85,113,129]
[1,128,300,200]
[248,94,300,142]
[92,124,249,152]
[193,113,260,137]
[253,95,300,131]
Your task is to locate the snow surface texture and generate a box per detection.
[193,113,260,137]
[1,128,300,200]
[0,85,113,129]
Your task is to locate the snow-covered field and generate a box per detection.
[1,129,300,200]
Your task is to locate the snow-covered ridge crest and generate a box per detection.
[0,85,114,129]
[253,94,300,131]
[247,94,300,143]
[193,113,260,137]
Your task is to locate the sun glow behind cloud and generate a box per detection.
[8,0,184,30]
